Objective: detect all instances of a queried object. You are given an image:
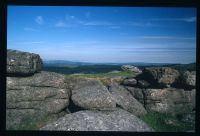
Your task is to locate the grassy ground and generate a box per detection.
[66,71,135,78]
[8,112,66,130]
[140,112,195,132]
[65,71,136,86]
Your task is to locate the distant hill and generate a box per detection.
[43,60,196,74]
[43,60,94,67]
[164,63,196,71]
[43,60,177,67]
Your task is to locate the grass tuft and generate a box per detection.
[140,112,195,132]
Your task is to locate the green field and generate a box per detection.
[66,71,135,78]
[65,71,135,87]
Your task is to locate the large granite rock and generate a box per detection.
[125,86,195,115]
[122,77,137,86]
[69,77,116,110]
[137,67,180,88]
[178,71,196,88]
[7,49,42,76]
[6,71,70,129]
[143,88,195,114]
[121,65,142,73]
[7,71,67,88]
[109,82,147,116]
[40,108,153,131]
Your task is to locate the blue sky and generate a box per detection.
[7,6,196,63]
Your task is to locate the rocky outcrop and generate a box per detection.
[137,67,180,88]
[120,67,196,116]
[6,49,195,131]
[109,82,147,116]
[7,49,42,76]
[6,71,70,129]
[176,71,196,89]
[125,87,195,114]
[121,65,142,73]
[182,71,196,86]
[6,49,70,130]
[40,108,153,131]
[144,88,195,114]
[122,77,137,86]
[69,78,116,110]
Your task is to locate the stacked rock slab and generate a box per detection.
[181,71,196,87]
[143,88,195,114]
[137,67,180,88]
[68,77,116,110]
[121,67,196,115]
[7,49,42,76]
[121,65,142,73]
[126,87,195,114]
[175,71,196,89]
[6,50,70,130]
[109,82,147,116]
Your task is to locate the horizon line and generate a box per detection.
[43,59,196,65]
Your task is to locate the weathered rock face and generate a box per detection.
[180,71,196,88]
[109,82,147,116]
[7,71,67,88]
[7,49,42,76]
[40,108,153,131]
[137,80,150,88]
[6,71,70,129]
[121,65,142,73]
[69,78,116,110]
[122,78,137,86]
[125,87,195,114]
[143,88,195,114]
[125,87,144,105]
[137,67,180,88]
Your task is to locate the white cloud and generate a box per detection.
[65,14,76,20]
[151,16,196,23]
[179,17,196,22]
[70,16,75,19]
[55,20,67,27]
[64,14,84,26]
[83,21,112,26]
[57,14,114,27]
[128,22,158,27]
[140,36,196,40]
[35,16,44,25]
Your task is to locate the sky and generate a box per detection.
[7,6,196,64]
